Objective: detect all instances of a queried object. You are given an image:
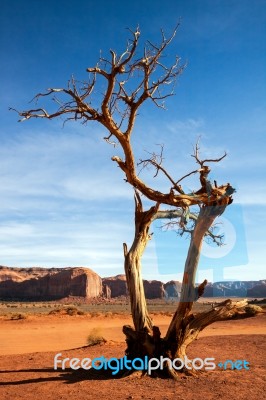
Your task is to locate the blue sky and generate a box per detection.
[0,0,265,282]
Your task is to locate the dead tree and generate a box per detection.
[12,26,259,377]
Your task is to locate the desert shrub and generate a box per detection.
[48,308,65,315]
[49,309,59,315]
[87,327,107,346]
[10,313,27,320]
[157,311,172,316]
[104,311,113,318]
[48,306,84,316]
[66,306,78,316]
[90,311,102,318]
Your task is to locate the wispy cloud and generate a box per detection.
[166,118,205,133]
[0,217,134,273]
[0,129,133,211]
[0,128,137,273]
[234,188,266,206]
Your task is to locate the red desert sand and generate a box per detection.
[0,313,265,400]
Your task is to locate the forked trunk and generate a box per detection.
[122,203,257,377]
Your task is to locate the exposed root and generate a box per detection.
[166,364,180,381]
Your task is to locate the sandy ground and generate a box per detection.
[0,313,265,399]
[0,313,266,355]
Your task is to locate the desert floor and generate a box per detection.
[0,311,265,399]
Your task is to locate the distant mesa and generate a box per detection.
[203,280,266,298]
[0,266,265,301]
[0,266,101,301]
[0,267,182,301]
[102,275,128,298]
[246,282,266,298]
[102,275,181,299]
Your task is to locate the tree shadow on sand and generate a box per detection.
[0,356,165,386]
[0,366,128,386]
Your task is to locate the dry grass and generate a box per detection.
[10,313,27,320]
[87,327,107,346]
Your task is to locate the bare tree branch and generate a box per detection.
[191,139,227,167]
[155,208,224,245]
[11,26,235,211]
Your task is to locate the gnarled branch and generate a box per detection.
[12,26,234,211]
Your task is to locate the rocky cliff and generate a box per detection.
[102,276,266,299]
[0,266,265,301]
[202,280,266,298]
[164,280,182,299]
[0,266,102,300]
[247,282,266,297]
[102,275,128,298]
[102,275,181,299]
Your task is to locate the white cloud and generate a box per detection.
[234,185,266,206]
[166,118,205,133]
[61,175,132,201]
[0,217,134,273]
[0,129,133,213]
[0,120,265,280]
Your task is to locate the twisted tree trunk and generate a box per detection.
[122,203,258,377]
[164,205,226,358]
[122,193,159,359]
